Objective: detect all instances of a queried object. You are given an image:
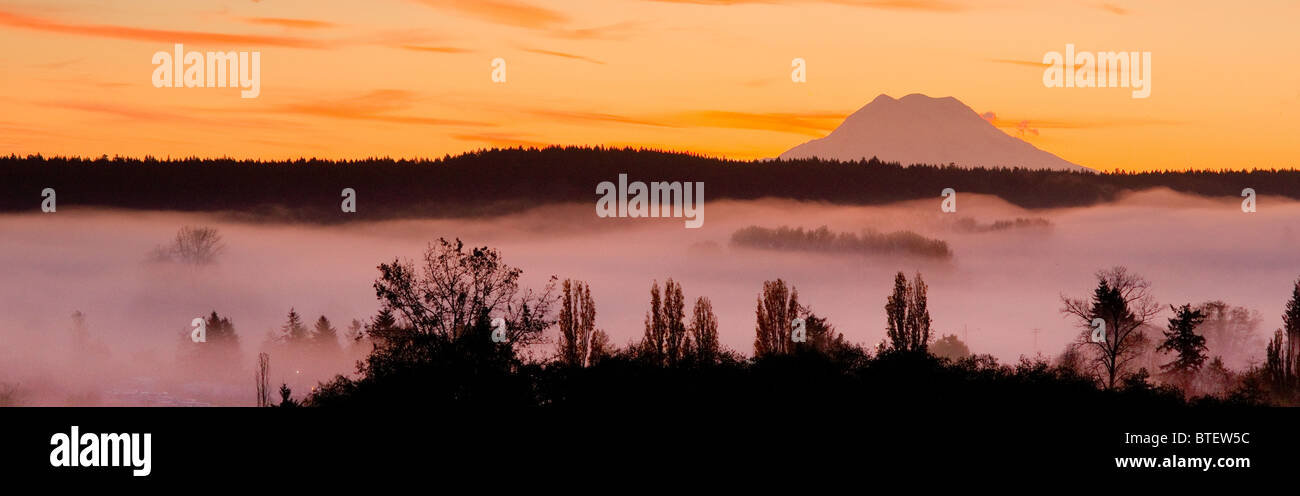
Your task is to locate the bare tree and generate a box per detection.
[641,279,688,366]
[884,272,932,353]
[754,279,799,357]
[1061,266,1160,389]
[1197,301,1264,369]
[557,279,598,367]
[687,296,720,363]
[1282,279,1300,389]
[255,353,271,407]
[586,329,612,366]
[154,226,224,265]
[906,272,932,350]
[643,281,664,364]
[373,238,557,347]
[663,279,687,363]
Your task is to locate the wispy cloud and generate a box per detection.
[510,105,844,135]
[42,101,209,124]
[989,58,1048,68]
[401,44,473,54]
[239,17,337,29]
[411,0,569,30]
[36,77,132,89]
[642,0,967,12]
[523,109,674,127]
[29,57,83,70]
[0,10,327,48]
[269,90,491,127]
[1098,3,1128,15]
[980,111,1179,130]
[549,21,640,40]
[411,0,636,39]
[667,110,845,135]
[40,100,291,130]
[522,48,604,65]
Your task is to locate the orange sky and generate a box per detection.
[0,0,1296,171]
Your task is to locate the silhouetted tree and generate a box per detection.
[799,312,849,356]
[663,279,687,364]
[344,318,367,355]
[312,315,341,355]
[255,353,271,407]
[183,311,241,375]
[885,274,907,350]
[205,311,240,349]
[276,384,298,407]
[13,148,1300,223]
[1158,304,1208,392]
[906,273,932,350]
[642,282,664,364]
[932,334,971,361]
[1061,267,1160,389]
[1265,330,1286,384]
[1196,301,1264,369]
[587,329,612,366]
[641,279,688,366]
[884,272,932,352]
[309,240,552,407]
[557,279,598,367]
[1199,356,1234,397]
[730,225,951,259]
[372,238,556,348]
[1281,279,1300,387]
[280,308,309,346]
[366,307,402,349]
[754,279,799,357]
[152,226,223,265]
[686,296,720,363]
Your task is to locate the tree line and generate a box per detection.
[273,238,1299,408]
[3,147,1296,221]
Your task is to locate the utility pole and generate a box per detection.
[1031,328,1042,356]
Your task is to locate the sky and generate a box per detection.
[0,0,1296,171]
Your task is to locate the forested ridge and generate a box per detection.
[1,146,1292,221]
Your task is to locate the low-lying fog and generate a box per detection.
[2,188,1296,405]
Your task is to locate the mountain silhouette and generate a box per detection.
[779,93,1089,171]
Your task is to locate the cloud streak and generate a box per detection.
[1099,3,1128,15]
[238,17,337,30]
[642,0,966,12]
[668,110,845,135]
[401,45,474,54]
[523,109,675,127]
[980,111,1180,130]
[269,90,492,127]
[412,0,569,29]
[513,106,844,135]
[522,48,605,65]
[0,10,327,49]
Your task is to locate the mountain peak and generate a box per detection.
[899,93,947,101]
[868,94,897,104]
[780,94,1088,171]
